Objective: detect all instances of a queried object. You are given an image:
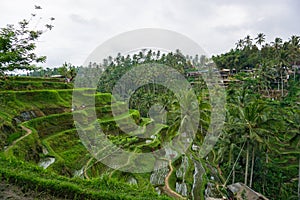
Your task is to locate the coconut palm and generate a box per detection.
[226,89,273,187]
[272,37,283,51]
[217,110,246,185]
[275,49,290,96]
[255,33,266,48]
[244,35,253,49]
[235,39,244,50]
[289,35,300,48]
[288,36,300,78]
[254,62,277,97]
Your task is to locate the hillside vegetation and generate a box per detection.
[0,33,300,200]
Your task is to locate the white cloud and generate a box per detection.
[0,0,299,67]
[213,5,248,27]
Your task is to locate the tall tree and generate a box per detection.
[244,35,253,48]
[0,6,54,75]
[288,35,300,72]
[235,39,244,50]
[272,37,283,51]
[255,33,266,48]
[227,90,272,187]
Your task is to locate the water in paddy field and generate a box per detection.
[38,157,55,169]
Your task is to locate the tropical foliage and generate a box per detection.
[0,6,54,75]
[0,14,300,199]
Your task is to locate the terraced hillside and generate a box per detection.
[0,77,226,199]
[0,77,174,199]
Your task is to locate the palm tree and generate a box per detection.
[235,39,244,50]
[227,90,272,187]
[288,36,300,80]
[268,37,290,96]
[255,33,266,48]
[272,37,283,51]
[217,110,246,185]
[159,90,200,159]
[254,33,266,64]
[275,50,289,96]
[254,62,277,97]
[244,35,253,49]
[289,35,300,49]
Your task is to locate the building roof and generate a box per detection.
[228,183,269,200]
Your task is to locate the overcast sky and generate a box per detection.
[1,0,299,67]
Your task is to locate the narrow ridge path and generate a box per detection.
[163,159,186,200]
[5,125,32,152]
[84,157,94,180]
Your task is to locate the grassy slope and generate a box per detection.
[0,154,170,200]
[0,79,171,200]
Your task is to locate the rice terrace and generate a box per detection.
[0,2,299,200]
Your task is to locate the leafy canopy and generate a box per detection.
[0,6,54,75]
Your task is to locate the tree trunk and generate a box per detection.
[232,149,238,184]
[294,61,296,81]
[265,86,270,98]
[232,168,235,184]
[249,147,255,188]
[263,149,269,195]
[298,157,300,199]
[281,71,284,97]
[232,149,235,184]
[245,141,249,186]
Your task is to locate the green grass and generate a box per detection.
[3,76,65,82]
[43,129,90,171]
[26,113,75,138]
[6,131,24,145]
[4,128,42,163]
[0,90,74,132]
[0,78,184,199]
[44,129,79,152]
[0,80,73,90]
[0,154,171,200]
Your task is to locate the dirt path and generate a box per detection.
[5,125,32,152]
[83,157,94,180]
[0,180,65,200]
[162,159,186,200]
